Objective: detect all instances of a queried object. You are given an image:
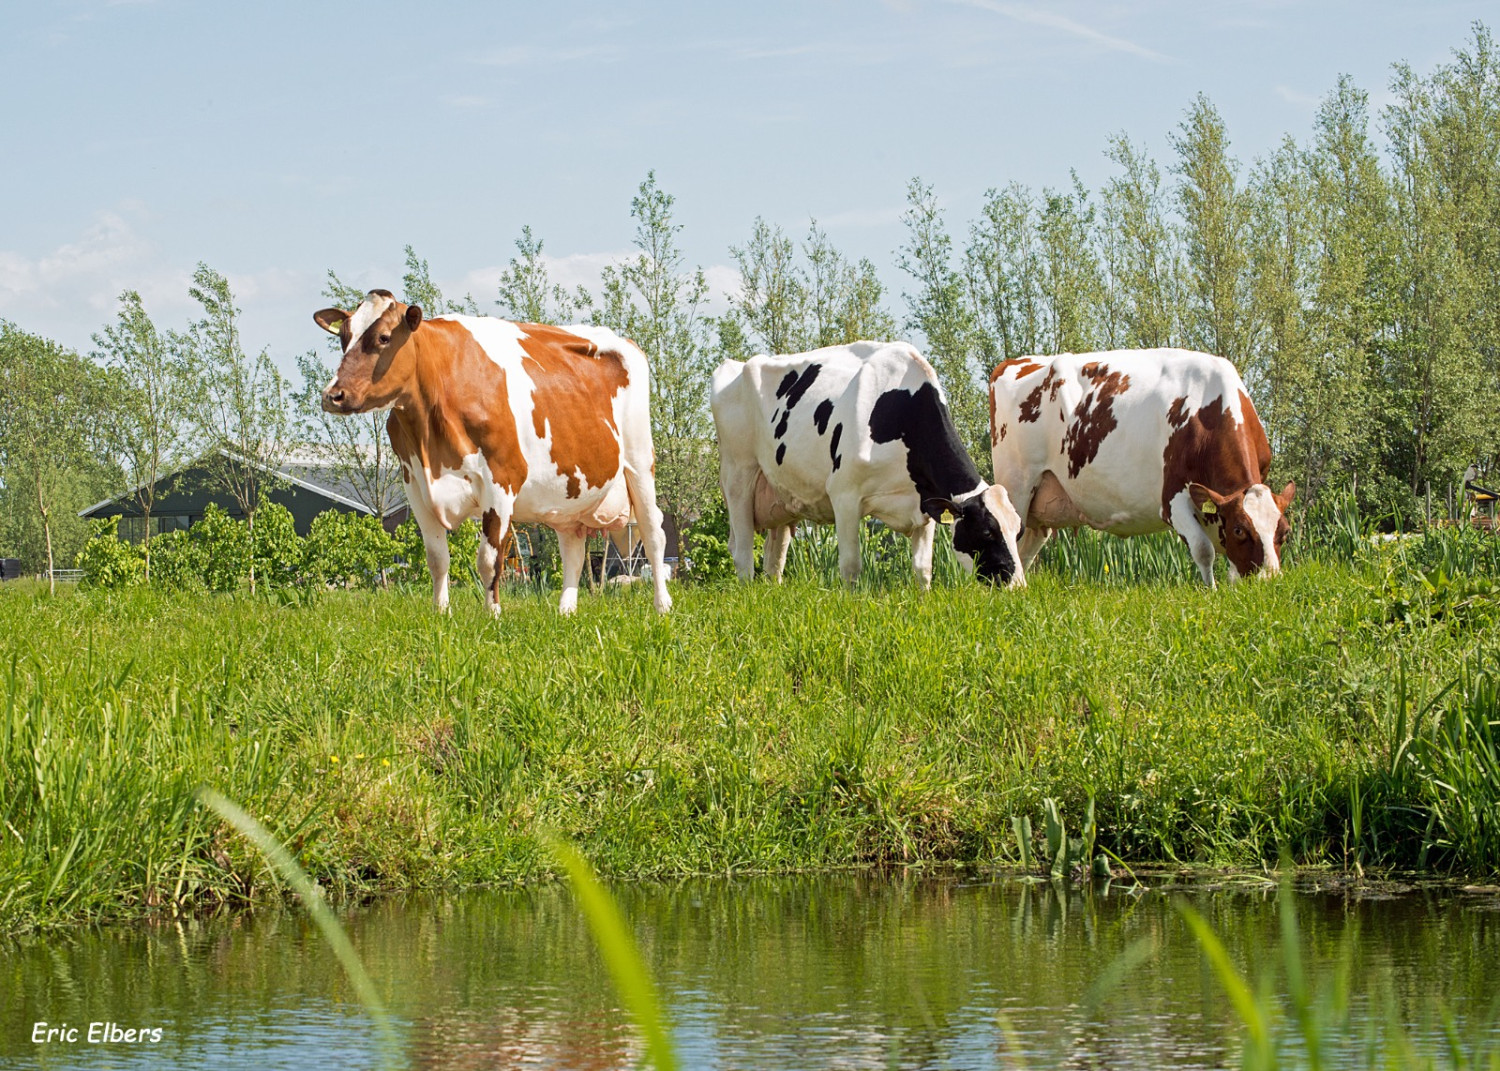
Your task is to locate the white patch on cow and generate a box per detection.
[344,293,395,354]
[1242,484,1283,575]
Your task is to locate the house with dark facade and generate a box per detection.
[79,446,408,540]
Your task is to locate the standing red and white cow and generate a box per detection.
[314,290,672,616]
[989,348,1294,585]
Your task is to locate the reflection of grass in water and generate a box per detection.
[196,788,401,1067]
[548,836,678,1071]
[1178,883,1500,1071]
[199,790,677,1069]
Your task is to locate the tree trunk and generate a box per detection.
[35,468,54,596]
[247,508,257,595]
[142,504,152,584]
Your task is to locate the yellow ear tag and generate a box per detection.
[1200,501,1217,515]
[940,510,955,524]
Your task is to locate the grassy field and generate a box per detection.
[2,522,1498,933]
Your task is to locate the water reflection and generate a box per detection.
[4,875,1499,1069]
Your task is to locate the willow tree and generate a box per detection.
[92,290,195,580]
[179,264,290,594]
[590,172,719,547]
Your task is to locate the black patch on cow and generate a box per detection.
[773,364,821,438]
[813,399,834,435]
[829,423,843,472]
[776,443,786,466]
[868,383,984,517]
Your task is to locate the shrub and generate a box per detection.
[305,511,397,588]
[75,518,145,589]
[682,505,756,583]
[192,503,250,592]
[392,516,480,586]
[146,529,208,590]
[251,502,304,589]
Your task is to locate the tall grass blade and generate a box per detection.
[547,836,678,1071]
[1178,903,1272,1063]
[196,788,399,1060]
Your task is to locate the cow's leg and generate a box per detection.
[555,526,588,615]
[1017,525,1053,570]
[622,465,673,614]
[762,525,792,582]
[406,495,452,613]
[909,517,936,590]
[1167,492,1217,587]
[479,507,512,617]
[833,498,864,586]
[721,470,758,581]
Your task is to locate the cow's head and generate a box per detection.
[1189,480,1296,578]
[928,484,1025,588]
[312,290,424,414]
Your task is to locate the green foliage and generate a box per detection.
[0,321,120,579]
[75,518,145,589]
[191,503,250,592]
[589,172,719,535]
[5,546,1500,934]
[681,505,749,583]
[304,511,396,589]
[252,502,303,589]
[145,529,207,590]
[392,516,480,587]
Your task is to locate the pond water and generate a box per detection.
[5,873,1500,1069]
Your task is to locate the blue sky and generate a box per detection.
[1,1,1491,373]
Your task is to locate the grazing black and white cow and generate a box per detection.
[711,341,1024,587]
[989,348,1295,585]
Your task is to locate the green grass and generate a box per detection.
[2,524,1499,933]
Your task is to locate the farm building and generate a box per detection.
[79,446,409,540]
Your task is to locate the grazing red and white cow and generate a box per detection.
[314,290,672,616]
[712,341,1024,588]
[988,348,1294,585]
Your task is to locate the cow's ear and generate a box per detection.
[1188,482,1228,514]
[405,304,423,332]
[1276,481,1297,509]
[313,308,348,335]
[923,497,958,521]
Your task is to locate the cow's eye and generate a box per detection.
[1233,526,1248,539]
[378,334,392,346]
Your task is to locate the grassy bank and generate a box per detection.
[2,537,1498,932]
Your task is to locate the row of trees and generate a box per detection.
[2,25,1496,577]
[894,26,1500,513]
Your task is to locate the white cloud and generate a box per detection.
[471,42,620,67]
[1274,84,1321,109]
[816,205,907,230]
[946,0,1172,63]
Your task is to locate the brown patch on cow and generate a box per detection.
[992,358,1044,381]
[1042,365,1064,401]
[1239,390,1273,481]
[482,508,505,602]
[386,318,529,498]
[1062,367,1130,478]
[1018,384,1044,423]
[998,423,1007,442]
[515,323,630,499]
[1166,395,1191,429]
